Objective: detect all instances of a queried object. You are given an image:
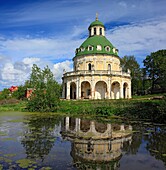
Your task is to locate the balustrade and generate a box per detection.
[63,70,130,77]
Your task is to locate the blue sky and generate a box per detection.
[0,0,166,90]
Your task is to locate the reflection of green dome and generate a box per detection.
[89,20,104,29]
[75,36,118,57]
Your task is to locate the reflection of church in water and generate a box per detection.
[61,117,133,170]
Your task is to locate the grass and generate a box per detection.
[0,101,26,112]
[0,94,165,123]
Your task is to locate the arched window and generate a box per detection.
[100,28,102,35]
[94,27,96,35]
[105,46,110,52]
[88,45,93,51]
[88,63,92,70]
[108,64,111,71]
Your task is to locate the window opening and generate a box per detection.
[94,28,96,35]
[100,28,102,35]
[88,63,92,70]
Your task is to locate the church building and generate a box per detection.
[62,15,131,100]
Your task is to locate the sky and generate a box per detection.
[0,0,166,91]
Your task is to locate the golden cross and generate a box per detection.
[96,12,98,21]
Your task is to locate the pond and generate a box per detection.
[0,112,166,170]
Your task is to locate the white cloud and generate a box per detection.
[0,36,82,62]
[22,57,41,66]
[0,56,73,90]
[107,17,166,59]
[118,1,127,8]
[53,60,73,83]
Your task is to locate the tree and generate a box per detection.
[12,85,27,100]
[26,64,61,112]
[21,114,61,160]
[120,55,141,95]
[0,88,10,100]
[143,50,166,93]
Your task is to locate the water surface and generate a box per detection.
[0,112,166,170]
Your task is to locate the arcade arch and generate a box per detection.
[70,82,76,99]
[95,122,107,133]
[69,118,76,131]
[80,119,90,132]
[81,81,91,99]
[123,82,129,99]
[111,81,120,99]
[95,81,107,99]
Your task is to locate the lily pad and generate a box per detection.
[150,149,159,153]
[4,153,16,157]
[40,167,52,170]
[0,131,7,136]
[2,138,15,141]
[16,159,36,169]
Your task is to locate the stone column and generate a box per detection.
[91,79,95,99]
[65,117,69,131]
[120,83,124,99]
[66,82,70,99]
[107,124,112,137]
[62,83,65,98]
[120,124,125,131]
[90,121,96,133]
[76,78,79,99]
[75,118,80,132]
[91,28,94,36]
[107,78,111,99]
[102,27,105,36]
[78,80,81,99]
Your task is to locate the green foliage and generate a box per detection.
[26,64,61,112]
[0,88,10,100]
[58,97,166,123]
[143,49,166,93]
[120,55,142,95]
[115,99,166,123]
[12,85,27,100]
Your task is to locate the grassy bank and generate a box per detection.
[58,98,166,123]
[0,95,166,123]
[0,99,26,112]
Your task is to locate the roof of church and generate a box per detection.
[74,16,118,57]
[88,20,104,29]
[75,35,118,56]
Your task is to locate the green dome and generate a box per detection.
[89,20,104,29]
[75,35,118,57]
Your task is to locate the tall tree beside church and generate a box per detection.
[143,50,166,93]
[120,56,141,95]
[27,64,61,112]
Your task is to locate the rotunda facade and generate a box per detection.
[62,16,131,99]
